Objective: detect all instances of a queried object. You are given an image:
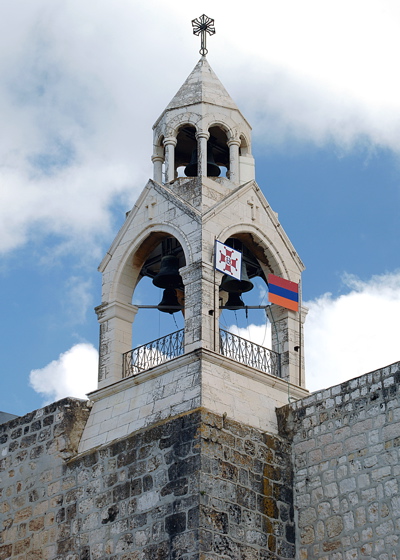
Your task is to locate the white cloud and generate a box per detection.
[226,323,272,350]
[29,343,98,403]
[1,0,400,258]
[305,271,400,392]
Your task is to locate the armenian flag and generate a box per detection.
[268,274,299,312]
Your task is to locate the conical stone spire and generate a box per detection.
[166,57,239,112]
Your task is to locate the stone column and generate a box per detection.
[151,154,164,183]
[180,261,217,354]
[163,137,177,183]
[266,303,308,387]
[227,138,240,185]
[95,301,138,389]
[196,131,209,177]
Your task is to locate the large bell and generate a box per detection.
[224,292,245,309]
[220,261,254,294]
[152,255,182,289]
[184,142,221,177]
[157,288,181,314]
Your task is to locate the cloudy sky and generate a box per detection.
[1,0,399,416]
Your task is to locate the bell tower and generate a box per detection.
[4,18,398,560]
[79,18,308,454]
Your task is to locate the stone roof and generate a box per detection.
[166,57,239,112]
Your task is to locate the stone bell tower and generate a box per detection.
[79,52,307,451]
[4,19,400,560]
[77,18,308,558]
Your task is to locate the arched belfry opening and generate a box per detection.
[173,124,230,179]
[137,235,186,315]
[208,126,229,177]
[175,126,197,177]
[215,231,302,384]
[218,235,266,310]
[115,233,187,379]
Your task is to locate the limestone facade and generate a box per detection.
[78,349,308,454]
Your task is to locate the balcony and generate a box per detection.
[123,329,184,378]
[219,329,281,378]
[123,328,280,379]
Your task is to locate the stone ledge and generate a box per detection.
[88,347,309,405]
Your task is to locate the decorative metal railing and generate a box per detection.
[123,329,184,378]
[219,329,281,378]
[123,328,280,380]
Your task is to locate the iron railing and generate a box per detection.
[219,329,281,378]
[123,328,280,379]
[123,329,184,378]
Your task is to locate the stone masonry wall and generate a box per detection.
[0,398,92,560]
[199,411,295,559]
[1,406,295,559]
[278,361,400,560]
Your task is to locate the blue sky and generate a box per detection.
[1,1,400,416]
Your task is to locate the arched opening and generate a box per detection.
[175,125,197,178]
[239,134,250,156]
[208,126,229,177]
[173,125,230,178]
[125,234,187,376]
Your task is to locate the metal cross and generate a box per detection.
[192,14,215,56]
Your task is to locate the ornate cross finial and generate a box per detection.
[192,14,215,56]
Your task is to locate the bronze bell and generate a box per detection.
[184,142,221,177]
[157,288,181,314]
[220,261,254,294]
[224,292,245,309]
[152,255,182,289]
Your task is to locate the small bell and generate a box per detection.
[157,288,181,314]
[220,261,254,294]
[224,292,245,309]
[152,255,182,289]
[184,148,198,177]
[184,142,221,177]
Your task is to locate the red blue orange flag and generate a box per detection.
[268,274,299,312]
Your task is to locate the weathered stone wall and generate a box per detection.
[278,361,400,560]
[1,405,294,559]
[6,360,399,560]
[199,411,295,559]
[0,398,92,560]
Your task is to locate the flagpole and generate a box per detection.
[298,279,302,387]
[213,238,217,352]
